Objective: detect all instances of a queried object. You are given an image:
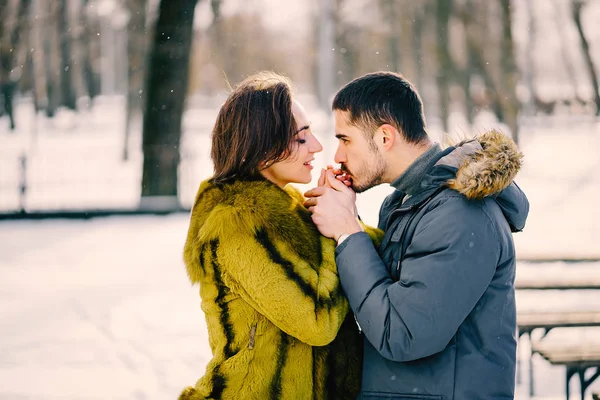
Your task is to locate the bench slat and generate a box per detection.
[533,342,600,364]
[518,311,600,328]
[515,278,600,290]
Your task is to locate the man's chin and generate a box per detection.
[351,178,380,193]
[351,182,368,194]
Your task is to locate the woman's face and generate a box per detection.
[261,100,323,188]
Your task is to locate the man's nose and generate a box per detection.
[334,146,346,164]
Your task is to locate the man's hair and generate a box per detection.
[211,71,297,184]
[332,71,428,144]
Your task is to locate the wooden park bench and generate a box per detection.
[515,276,600,291]
[532,339,600,400]
[514,263,600,397]
[516,310,600,396]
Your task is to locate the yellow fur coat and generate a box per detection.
[179,177,383,400]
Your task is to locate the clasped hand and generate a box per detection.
[303,167,362,241]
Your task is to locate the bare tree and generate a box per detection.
[317,0,335,111]
[458,0,520,144]
[458,11,476,124]
[140,0,198,207]
[210,0,222,46]
[334,0,358,86]
[499,0,519,143]
[0,0,32,130]
[571,0,600,115]
[523,0,537,115]
[0,0,15,129]
[58,0,76,110]
[43,0,62,117]
[435,0,453,133]
[380,0,399,72]
[410,2,427,92]
[80,0,101,103]
[123,0,148,161]
[552,0,580,104]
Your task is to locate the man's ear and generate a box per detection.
[374,124,397,151]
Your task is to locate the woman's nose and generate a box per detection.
[310,135,323,153]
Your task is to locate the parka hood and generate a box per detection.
[414,130,528,231]
[442,129,523,199]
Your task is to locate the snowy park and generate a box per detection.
[1,96,600,399]
[2,0,600,398]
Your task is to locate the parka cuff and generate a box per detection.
[334,231,367,256]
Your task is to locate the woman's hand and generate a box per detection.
[304,169,361,241]
[319,165,352,188]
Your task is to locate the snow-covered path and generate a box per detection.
[2,214,600,399]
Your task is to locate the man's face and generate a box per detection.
[333,110,387,193]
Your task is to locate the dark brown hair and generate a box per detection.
[211,71,297,184]
[332,71,428,144]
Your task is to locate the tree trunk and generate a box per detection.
[44,0,62,117]
[411,4,426,92]
[458,3,476,126]
[552,0,579,103]
[123,0,148,161]
[436,0,453,133]
[499,0,519,144]
[58,0,76,110]
[571,0,600,115]
[0,0,7,36]
[1,0,33,130]
[335,25,357,87]
[460,1,505,124]
[30,0,47,113]
[80,0,100,103]
[381,0,399,72]
[317,0,335,111]
[140,0,197,207]
[333,0,356,87]
[524,0,537,116]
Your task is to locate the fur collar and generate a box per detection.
[189,177,325,268]
[442,130,523,199]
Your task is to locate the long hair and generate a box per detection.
[211,71,297,184]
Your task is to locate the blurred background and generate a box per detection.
[1,0,600,399]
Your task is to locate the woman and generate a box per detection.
[179,72,382,400]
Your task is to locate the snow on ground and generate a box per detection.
[1,97,600,398]
[1,215,600,399]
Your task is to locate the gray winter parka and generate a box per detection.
[336,130,529,400]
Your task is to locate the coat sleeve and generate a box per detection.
[335,196,501,362]
[207,206,349,347]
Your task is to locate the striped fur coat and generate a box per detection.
[179,177,383,400]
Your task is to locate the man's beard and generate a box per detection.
[342,153,386,194]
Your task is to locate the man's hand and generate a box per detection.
[325,165,352,187]
[304,169,362,241]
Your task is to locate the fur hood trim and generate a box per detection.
[443,130,523,199]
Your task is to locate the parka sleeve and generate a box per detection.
[335,196,501,362]
[207,207,349,347]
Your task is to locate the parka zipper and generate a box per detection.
[383,190,443,279]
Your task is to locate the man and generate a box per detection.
[304,72,529,399]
